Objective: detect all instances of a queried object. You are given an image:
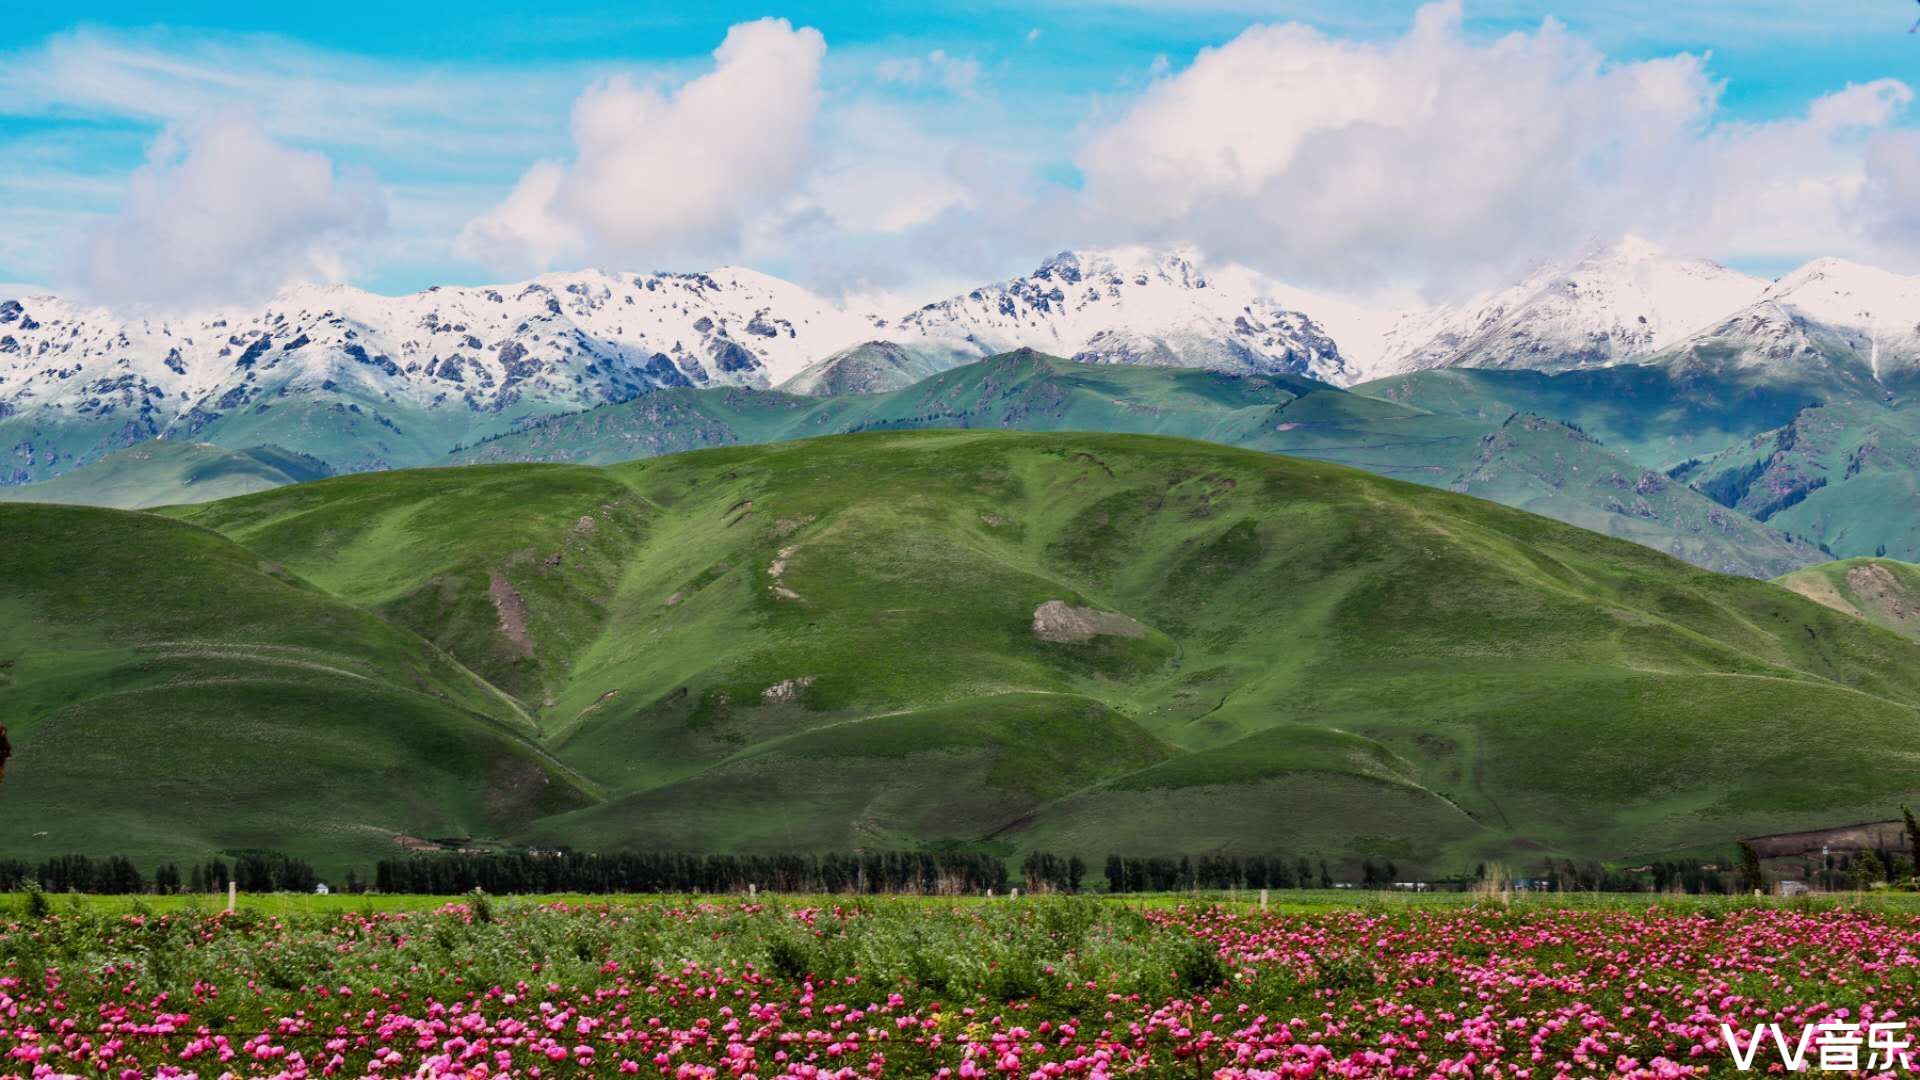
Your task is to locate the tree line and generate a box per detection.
[375,849,1013,895]
[13,844,1910,897]
[0,852,321,895]
[1104,854,1336,893]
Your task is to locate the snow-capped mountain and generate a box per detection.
[0,267,872,433]
[1367,238,1768,379]
[889,248,1352,384]
[10,241,1920,487]
[1652,258,1920,390]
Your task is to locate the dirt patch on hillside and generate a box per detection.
[488,571,536,658]
[1846,563,1914,620]
[1032,600,1146,643]
[573,690,619,722]
[761,675,817,703]
[768,546,802,601]
[1781,574,1858,618]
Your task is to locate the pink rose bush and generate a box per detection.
[3,897,1918,1077]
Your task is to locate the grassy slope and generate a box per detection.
[0,442,331,509]
[0,504,594,875]
[1777,557,1920,640]
[153,430,1920,874]
[451,351,1813,578]
[1449,414,1821,577]
[1356,364,1920,563]
[9,352,1822,579]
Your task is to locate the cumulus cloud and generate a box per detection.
[1074,2,1723,293]
[77,111,385,309]
[1665,80,1917,264]
[1072,0,1920,294]
[456,18,825,273]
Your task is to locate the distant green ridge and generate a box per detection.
[0,442,331,509]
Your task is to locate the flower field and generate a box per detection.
[5,895,1920,1078]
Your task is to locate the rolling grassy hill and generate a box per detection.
[2,429,1904,876]
[0,503,593,871]
[5,351,1824,578]
[448,351,1817,578]
[1777,558,1920,641]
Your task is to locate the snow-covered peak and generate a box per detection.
[1763,258,1920,329]
[892,247,1350,383]
[0,265,880,483]
[1364,238,1768,379]
[1649,257,1920,387]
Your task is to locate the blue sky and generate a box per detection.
[4,1,1918,307]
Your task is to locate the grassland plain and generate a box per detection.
[23,888,1920,919]
[3,428,1916,878]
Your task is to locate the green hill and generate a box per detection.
[1777,557,1920,641]
[0,502,594,872]
[0,442,332,509]
[0,428,1887,875]
[452,351,1814,578]
[1,353,1824,578]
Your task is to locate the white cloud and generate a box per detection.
[800,102,973,234]
[1072,1,1920,294]
[0,30,593,168]
[1074,2,1728,294]
[456,18,825,273]
[1859,129,1920,255]
[1657,80,1917,266]
[76,111,385,309]
[874,49,983,96]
